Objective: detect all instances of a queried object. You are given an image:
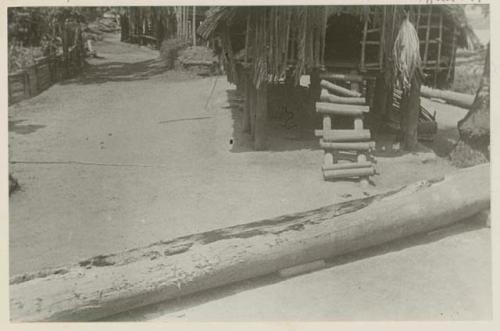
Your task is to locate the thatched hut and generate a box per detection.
[198,5,479,151]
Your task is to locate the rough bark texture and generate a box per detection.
[450,44,490,167]
[10,164,490,322]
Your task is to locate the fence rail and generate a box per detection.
[9,20,85,106]
[8,46,84,105]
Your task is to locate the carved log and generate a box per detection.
[10,164,490,322]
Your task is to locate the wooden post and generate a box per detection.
[379,7,386,69]
[360,17,368,71]
[249,81,257,139]
[423,6,432,68]
[349,70,361,94]
[447,26,457,82]
[254,82,268,150]
[354,117,364,130]
[310,68,322,127]
[434,13,444,87]
[372,74,386,121]
[242,70,251,133]
[357,153,369,187]
[192,6,196,46]
[401,74,422,150]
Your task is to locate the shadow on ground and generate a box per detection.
[226,88,321,153]
[61,58,169,85]
[8,119,46,135]
[103,213,488,321]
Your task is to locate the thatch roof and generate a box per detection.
[198,5,479,88]
[200,5,478,48]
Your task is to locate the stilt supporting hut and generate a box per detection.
[198,5,478,180]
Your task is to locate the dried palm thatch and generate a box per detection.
[199,6,326,88]
[198,5,479,89]
[392,16,422,92]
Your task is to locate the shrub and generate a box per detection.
[8,44,43,73]
[160,38,190,69]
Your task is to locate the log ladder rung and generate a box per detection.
[316,102,369,116]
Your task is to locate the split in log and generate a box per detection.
[320,90,366,105]
[9,164,490,322]
[322,161,373,171]
[322,129,371,142]
[320,80,362,98]
[316,102,369,117]
[319,139,375,151]
[323,167,375,180]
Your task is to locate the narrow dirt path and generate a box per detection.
[9,33,490,320]
[8,33,368,275]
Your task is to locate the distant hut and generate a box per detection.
[198,5,479,151]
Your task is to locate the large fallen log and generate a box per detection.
[420,86,474,109]
[10,164,490,322]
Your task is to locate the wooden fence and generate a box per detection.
[8,24,85,105]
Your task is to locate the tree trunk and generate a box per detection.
[10,164,490,322]
[450,44,490,167]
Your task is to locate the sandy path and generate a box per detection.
[9,34,368,275]
[9,33,489,320]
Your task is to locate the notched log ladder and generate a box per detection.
[10,164,489,322]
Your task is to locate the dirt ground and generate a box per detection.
[8,33,491,320]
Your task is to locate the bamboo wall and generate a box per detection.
[352,6,458,88]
